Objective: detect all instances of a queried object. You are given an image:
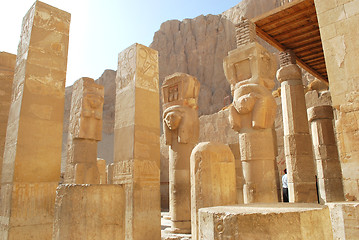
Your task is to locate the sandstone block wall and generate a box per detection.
[315,0,359,200]
[53,185,125,240]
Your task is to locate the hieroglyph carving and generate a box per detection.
[117,44,159,91]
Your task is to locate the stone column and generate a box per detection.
[223,19,278,203]
[161,72,200,234]
[315,0,359,201]
[107,163,114,184]
[190,142,237,240]
[277,49,317,203]
[113,43,160,240]
[0,2,70,239]
[0,52,16,184]
[97,158,107,184]
[308,105,344,203]
[63,77,104,184]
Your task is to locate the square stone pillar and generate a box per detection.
[53,185,125,240]
[190,142,237,240]
[97,158,107,184]
[64,77,104,184]
[326,202,359,240]
[315,0,359,201]
[113,43,161,240]
[0,2,70,239]
[308,105,345,203]
[277,50,317,203]
[0,52,16,183]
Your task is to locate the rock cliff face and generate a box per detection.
[150,14,236,116]
[222,0,280,24]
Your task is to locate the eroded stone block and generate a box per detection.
[53,184,125,240]
[64,77,104,184]
[190,142,237,240]
[327,202,359,240]
[198,204,333,240]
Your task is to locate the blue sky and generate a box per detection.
[1,0,240,86]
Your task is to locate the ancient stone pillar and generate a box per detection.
[162,72,200,234]
[0,2,70,239]
[53,185,125,240]
[308,105,344,203]
[107,163,114,184]
[277,49,317,203]
[63,77,104,184]
[315,0,359,200]
[223,19,278,203]
[113,43,160,240]
[0,52,16,184]
[326,202,359,240]
[190,142,237,240]
[97,158,107,184]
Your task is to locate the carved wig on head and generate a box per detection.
[162,72,200,145]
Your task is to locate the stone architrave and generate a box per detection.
[97,158,107,184]
[190,142,237,240]
[198,204,333,240]
[162,72,200,234]
[0,2,70,239]
[308,105,344,203]
[277,50,317,203]
[223,18,278,203]
[0,52,16,183]
[53,185,125,240]
[113,43,160,240]
[63,77,104,184]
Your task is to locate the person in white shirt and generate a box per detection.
[282,168,288,202]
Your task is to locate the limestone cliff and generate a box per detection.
[150,14,236,116]
[222,0,280,24]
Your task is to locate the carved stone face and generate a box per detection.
[164,111,182,130]
[82,93,103,120]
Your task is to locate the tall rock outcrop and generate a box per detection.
[223,0,280,24]
[150,14,236,116]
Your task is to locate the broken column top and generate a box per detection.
[162,72,200,109]
[235,18,256,48]
[70,77,104,140]
[276,50,302,83]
